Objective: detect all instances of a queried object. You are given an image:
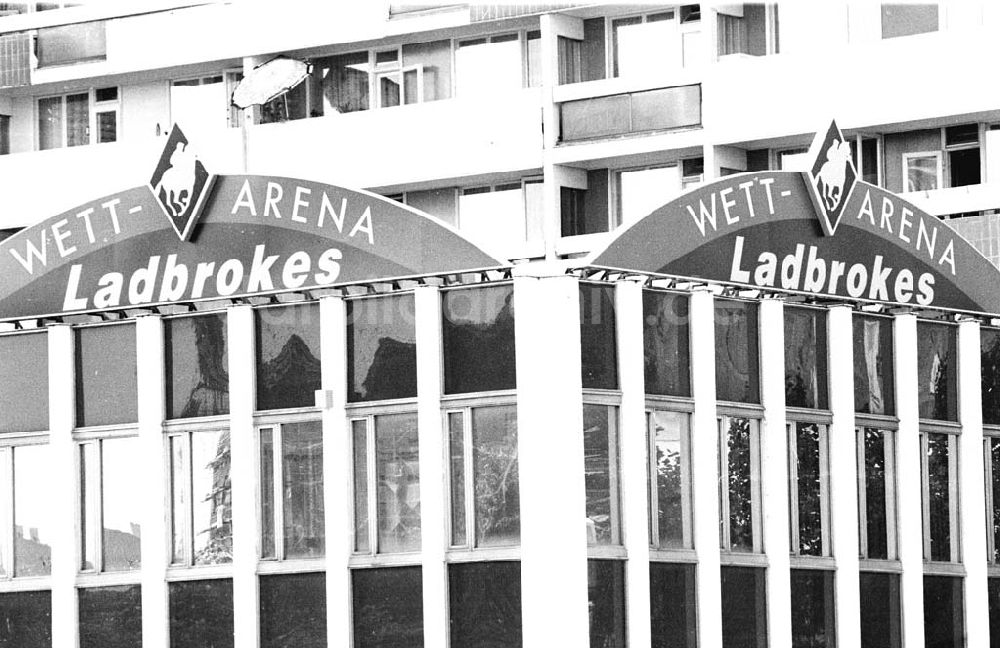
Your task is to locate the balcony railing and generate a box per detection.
[559,83,701,142]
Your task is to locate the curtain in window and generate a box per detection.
[320,52,369,114]
[65,92,89,147]
[717,14,747,56]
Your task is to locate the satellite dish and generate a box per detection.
[231,56,310,109]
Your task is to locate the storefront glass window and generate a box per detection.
[790,570,835,648]
[442,285,516,395]
[923,576,964,648]
[78,584,142,648]
[917,321,958,421]
[347,294,416,402]
[859,428,896,560]
[580,284,618,390]
[13,444,53,577]
[854,315,895,415]
[588,559,625,648]
[80,437,142,572]
[260,421,324,560]
[259,572,326,648]
[352,567,424,648]
[165,313,229,419]
[720,417,761,552]
[789,422,828,556]
[255,303,321,411]
[169,430,231,566]
[649,562,696,648]
[990,438,1000,563]
[0,590,50,648]
[583,405,619,546]
[75,324,137,427]
[720,566,767,648]
[643,291,690,397]
[449,561,522,648]
[168,579,234,648]
[982,327,1000,425]
[860,572,902,648]
[649,410,691,550]
[0,332,48,433]
[923,432,959,562]
[715,300,760,404]
[990,578,1000,647]
[784,306,828,410]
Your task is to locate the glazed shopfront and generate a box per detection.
[1,123,999,648]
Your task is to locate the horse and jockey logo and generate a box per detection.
[149,124,214,241]
[806,120,858,237]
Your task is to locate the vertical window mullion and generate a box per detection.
[464,407,475,547]
[647,412,658,547]
[857,428,869,558]
[787,423,800,553]
[819,425,831,556]
[985,439,995,563]
[885,431,898,560]
[718,417,731,550]
[366,414,378,554]
[273,425,285,561]
[750,420,763,553]
[95,440,106,572]
[607,407,621,545]
[185,433,196,567]
[921,433,932,560]
[680,414,693,549]
[0,448,13,578]
[949,434,960,562]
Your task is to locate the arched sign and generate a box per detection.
[0,129,506,321]
[592,122,1000,315]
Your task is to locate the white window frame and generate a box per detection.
[582,398,623,559]
[942,123,984,189]
[614,164,682,229]
[856,425,899,564]
[902,150,944,192]
[786,418,832,561]
[984,431,1000,574]
[718,412,765,559]
[647,404,695,560]
[458,179,536,247]
[36,86,119,150]
[608,9,679,78]
[0,440,50,581]
[453,30,538,95]
[920,429,961,566]
[854,134,884,187]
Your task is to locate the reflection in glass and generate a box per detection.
[580,284,618,390]
[649,562,696,648]
[76,324,137,427]
[442,286,516,394]
[317,51,369,114]
[260,573,326,648]
[993,439,1000,563]
[854,315,895,415]
[784,307,828,409]
[588,560,625,648]
[449,413,466,547]
[455,36,522,97]
[917,322,957,421]
[169,579,234,648]
[376,414,421,553]
[283,421,324,558]
[0,590,51,648]
[793,422,824,556]
[725,418,756,552]
[260,428,276,559]
[715,300,759,403]
[613,13,677,79]
[170,436,188,565]
[0,333,48,433]
[165,314,229,419]
[720,566,767,648]
[352,567,424,648]
[347,295,416,402]
[643,291,690,397]
[860,572,901,648]
[926,433,953,562]
[923,575,964,648]
[651,411,690,549]
[863,429,890,560]
[985,329,1000,424]
[584,405,618,545]
[990,578,1000,647]
[449,561,521,648]
[255,304,321,411]
[353,420,369,553]
[473,406,519,547]
[192,431,231,564]
[790,570,835,648]
[80,443,98,571]
[14,445,52,577]
[101,438,142,572]
[78,584,142,648]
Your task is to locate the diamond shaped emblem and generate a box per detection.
[806,120,858,237]
[149,124,214,241]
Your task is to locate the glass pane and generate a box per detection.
[860,572,902,648]
[192,430,232,565]
[619,166,681,226]
[715,300,760,403]
[588,560,625,648]
[926,433,952,561]
[376,413,421,553]
[643,291,691,397]
[78,585,142,648]
[882,4,939,38]
[854,315,895,415]
[65,92,89,147]
[784,307,828,409]
[169,436,188,565]
[353,419,370,553]
[449,412,466,546]
[459,185,527,250]
[790,570,835,648]
[990,578,1000,648]
[0,590,51,648]
[319,51,369,114]
[982,328,1000,425]
[649,562,696,648]
[259,573,326,648]
[917,322,957,421]
[96,110,116,143]
[455,37,522,97]
[993,439,1000,563]
[584,405,618,545]
[165,314,229,418]
[260,428,276,559]
[79,443,98,571]
[720,566,767,648]
[793,422,824,556]
[473,405,519,547]
[76,324,137,427]
[580,284,618,390]
[923,575,963,648]
[255,303,321,411]
[282,421,324,558]
[863,429,890,560]
[170,76,227,134]
[653,411,689,549]
[168,579,234,648]
[442,285,516,394]
[726,417,755,551]
[352,567,424,648]
[526,31,542,87]
[38,96,62,150]
[905,154,940,192]
[613,15,676,78]
[401,40,452,102]
[347,295,416,402]
[13,445,52,577]
[449,562,522,648]
[102,437,142,572]
[0,333,48,432]
[379,73,400,107]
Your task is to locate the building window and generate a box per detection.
[561,169,609,237]
[75,323,137,427]
[990,578,1000,647]
[858,428,897,561]
[456,33,531,96]
[580,283,618,390]
[922,432,959,563]
[715,299,760,404]
[617,166,682,227]
[0,590,51,648]
[945,123,981,188]
[917,321,958,422]
[168,579,234,648]
[860,572,902,648]
[784,306,828,410]
[259,572,326,648]
[788,421,830,557]
[649,410,692,551]
[790,569,835,648]
[649,562,697,648]
[260,421,324,560]
[854,314,895,416]
[718,4,778,56]
[588,559,626,648]
[442,285,516,395]
[78,584,141,648]
[168,430,231,566]
[459,180,542,250]
[903,151,943,192]
[982,327,1000,425]
[171,73,243,132]
[719,416,762,553]
[720,566,767,647]
[0,444,53,578]
[449,561,522,648]
[352,413,420,554]
[612,11,688,78]
[986,437,1000,564]
[38,87,118,150]
[165,313,229,419]
[316,51,371,114]
[0,114,9,155]
[79,436,142,573]
[255,303,321,412]
[643,290,691,397]
[583,405,620,546]
[851,136,881,186]
[0,331,48,433]
[352,566,424,648]
[923,575,964,648]
[881,3,939,39]
[347,294,417,403]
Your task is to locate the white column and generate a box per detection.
[894,313,925,648]
[958,319,989,642]
[615,280,651,648]
[136,315,167,648]
[48,324,77,648]
[320,296,350,646]
[827,305,861,647]
[514,269,589,648]
[759,298,791,648]
[415,286,448,647]
[689,289,723,648]
[227,305,259,648]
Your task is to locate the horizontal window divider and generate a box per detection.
[0,431,50,446]
[922,561,967,577]
[859,559,904,573]
[446,547,520,563]
[789,555,837,570]
[586,546,627,560]
[346,400,419,415]
[349,553,423,569]
[345,289,416,303]
[439,280,514,295]
[163,416,229,433]
[76,571,141,589]
[165,566,234,582]
[717,403,765,418]
[987,564,1000,577]
[983,425,1000,437]
[918,420,963,434]
[0,576,51,593]
[72,426,139,441]
[257,559,326,576]
[253,409,321,426]
[650,549,698,564]
[855,415,900,430]
[719,552,768,568]
[440,391,517,407]
[786,409,833,425]
[644,396,695,412]
[582,390,623,405]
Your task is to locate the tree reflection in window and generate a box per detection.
[982,328,1000,425]
[347,295,416,403]
[715,300,759,404]
[723,417,757,552]
[925,432,955,562]
[473,406,519,547]
[649,410,690,549]
[583,405,619,545]
[784,307,827,410]
[166,314,229,419]
[992,439,1000,563]
[792,422,824,556]
[255,304,321,411]
[917,322,957,422]
[863,429,890,560]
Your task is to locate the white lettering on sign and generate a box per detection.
[855,189,956,276]
[685,176,778,237]
[9,200,129,274]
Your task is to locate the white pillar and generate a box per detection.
[514,269,589,648]
[827,305,861,647]
[227,305,259,648]
[136,315,167,648]
[320,296,351,646]
[689,289,723,648]
[759,297,791,648]
[48,324,77,648]
[894,313,925,648]
[958,319,988,643]
[615,280,651,648]
[415,286,448,648]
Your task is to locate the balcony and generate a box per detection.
[559,84,701,143]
